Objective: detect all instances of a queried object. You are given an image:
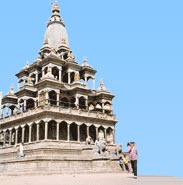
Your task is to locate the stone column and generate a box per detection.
[45,91,49,105]
[104,128,107,139]
[57,93,60,106]
[87,126,89,138]
[96,127,98,139]
[35,71,38,84]
[24,100,27,112]
[9,129,12,145]
[56,122,59,141]
[68,72,71,84]
[67,124,70,141]
[92,78,95,90]
[77,125,80,142]
[3,132,6,146]
[37,124,40,142]
[22,126,25,143]
[84,76,87,86]
[113,129,115,144]
[59,67,62,82]
[15,128,18,145]
[45,121,48,140]
[29,125,32,143]
[102,103,105,114]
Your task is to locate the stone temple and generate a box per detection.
[0,2,122,174]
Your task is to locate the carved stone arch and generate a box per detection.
[70,122,78,141]
[24,124,29,143]
[30,73,36,84]
[80,123,87,142]
[88,103,95,111]
[49,90,57,105]
[70,97,76,108]
[106,127,114,144]
[48,120,57,140]
[60,97,69,108]
[96,102,102,112]
[26,98,35,110]
[52,66,59,80]
[39,120,45,140]
[17,126,22,144]
[31,122,37,142]
[104,101,112,114]
[79,96,86,110]
[89,125,96,143]
[11,128,16,145]
[70,71,75,83]
[59,121,67,140]
[98,126,105,139]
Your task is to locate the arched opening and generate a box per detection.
[60,97,69,108]
[26,99,35,110]
[44,67,48,75]
[98,126,105,139]
[24,125,29,143]
[5,130,10,144]
[30,73,36,84]
[96,102,102,113]
[17,127,22,144]
[49,90,57,105]
[63,73,68,83]
[48,120,57,140]
[79,97,86,110]
[31,123,37,142]
[106,127,114,144]
[11,128,16,145]
[59,121,67,140]
[19,99,24,113]
[70,97,76,108]
[39,121,45,140]
[89,125,96,143]
[52,66,59,80]
[88,103,95,111]
[70,72,75,83]
[70,122,78,141]
[80,124,87,142]
[9,105,16,116]
[104,102,112,114]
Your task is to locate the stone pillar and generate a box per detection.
[15,128,18,145]
[102,102,105,114]
[22,126,25,143]
[59,67,62,82]
[35,71,38,84]
[9,129,12,145]
[29,125,32,143]
[85,99,88,110]
[84,76,87,86]
[56,122,59,141]
[37,124,40,142]
[96,127,98,139]
[24,100,27,112]
[45,121,48,140]
[87,126,89,138]
[104,128,107,139]
[68,72,71,84]
[67,124,70,141]
[113,129,115,144]
[92,78,95,90]
[57,93,60,106]
[3,132,6,146]
[45,91,49,105]
[77,125,80,142]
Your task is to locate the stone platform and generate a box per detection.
[0,173,182,185]
[0,141,122,175]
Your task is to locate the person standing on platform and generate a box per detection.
[128,142,138,179]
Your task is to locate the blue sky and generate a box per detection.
[0,0,183,178]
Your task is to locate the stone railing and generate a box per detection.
[0,105,116,125]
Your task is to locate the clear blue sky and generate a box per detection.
[0,0,183,178]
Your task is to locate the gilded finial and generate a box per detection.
[52,1,60,13]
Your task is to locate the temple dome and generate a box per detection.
[44,2,69,50]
